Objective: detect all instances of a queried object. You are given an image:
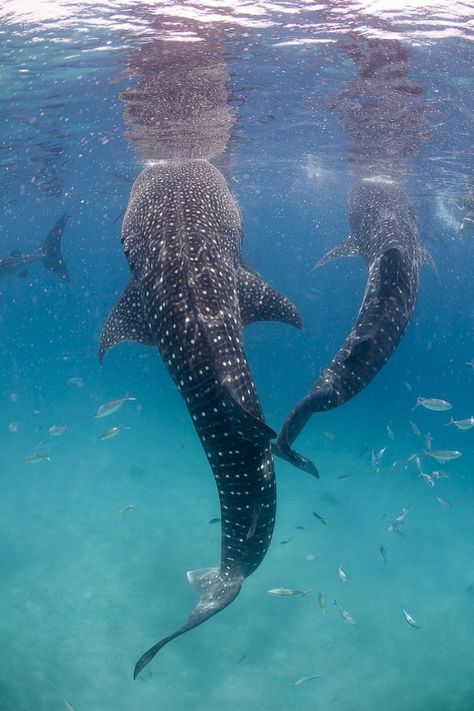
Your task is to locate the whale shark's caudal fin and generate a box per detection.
[98,280,153,363]
[41,215,70,280]
[237,266,302,329]
[134,568,243,679]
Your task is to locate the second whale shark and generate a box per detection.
[275,178,434,474]
[99,159,301,677]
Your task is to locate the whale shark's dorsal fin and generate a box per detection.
[313,234,360,270]
[134,568,243,679]
[99,280,153,363]
[237,266,302,329]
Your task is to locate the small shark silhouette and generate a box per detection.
[275,178,434,474]
[99,159,301,677]
[0,215,70,281]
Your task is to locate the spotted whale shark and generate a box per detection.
[275,178,433,474]
[0,215,70,282]
[99,159,301,677]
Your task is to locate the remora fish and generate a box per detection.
[99,160,301,677]
[0,215,69,281]
[275,180,433,474]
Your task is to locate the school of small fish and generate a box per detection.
[4,371,470,690]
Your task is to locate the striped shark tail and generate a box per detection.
[133,567,243,679]
[41,215,70,280]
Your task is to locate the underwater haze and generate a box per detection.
[1,2,473,710]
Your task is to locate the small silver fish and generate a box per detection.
[435,495,453,509]
[432,469,449,480]
[425,449,462,463]
[378,542,387,563]
[424,432,433,450]
[294,674,320,687]
[67,377,84,388]
[312,511,330,526]
[419,472,435,487]
[64,698,76,711]
[338,565,347,585]
[267,588,311,597]
[336,472,354,480]
[25,452,51,464]
[466,359,474,373]
[117,505,135,516]
[333,600,356,625]
[409,420,421,436]
[402,606,419,628]
[447,416,474,431]
[405,452,420,470]
[48,424,69,436]
[388,505,410,534]
[8,421,21,433]
[386,424,395,440]
[97,424,129,440]
[318,592,326,615]
[94,394,136,418]
[414,397,452,412]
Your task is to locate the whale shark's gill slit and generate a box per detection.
[134,569,243,679]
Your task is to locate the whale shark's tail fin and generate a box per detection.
[273,394,319,478]
[134,567,243,679]
[41,215,70,280]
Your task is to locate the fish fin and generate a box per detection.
[420,244,440,282]
[221,380,277,443]
[134,570,242,679]
[421,245,436,271]
[41,215,70,280]
[18,269,28,278]
[313,234,360,270]
[186,567,220,590]
[272,442,319,478]
[237,265,302,329]
[99,280,153,363]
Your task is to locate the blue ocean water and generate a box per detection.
[0,2,473,710]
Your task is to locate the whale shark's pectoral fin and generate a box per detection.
[237,266,302,329]
[99,280,153,363]
[133,568,243,679]
[313,234,360,270]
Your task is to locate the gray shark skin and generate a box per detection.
[275,179,433,474]
[0,215,70,281]
[99,159,301,678]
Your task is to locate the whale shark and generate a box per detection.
[99,159,301,677]
[0,215,70,282]
[275,178,433,474]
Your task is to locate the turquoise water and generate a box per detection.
[1,2,473,710]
